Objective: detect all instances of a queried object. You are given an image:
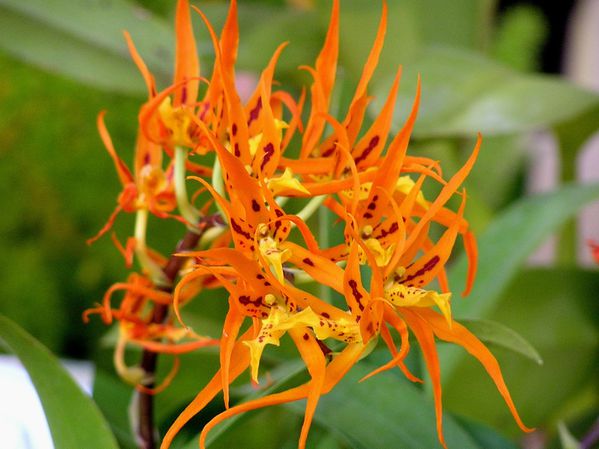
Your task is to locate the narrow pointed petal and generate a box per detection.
[289,327,326,449]
[404,134,481,251]
[97,112,134,186]
[283,241,345,293]
[462,230,478,296]
[160,331,252,449]
[173,0,199,108]
[358,76,420,226]
[348,1,387,105]
[301,0,339,156]
[123,31,156,98]
[198,342,364,449]
[395,193,466,287]
[344,241,368,319]
[220,302,245,407]
[351,67,401,168]
[418,308,533,433]
[401,309,447,449]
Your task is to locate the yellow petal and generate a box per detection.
[395,175,428,208]
[385,284,452,327]
[267,168,310,196]
[361,237,395,267]
[158,97,194,147]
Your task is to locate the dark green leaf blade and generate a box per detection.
[460,318,543,365]
[0,314,118,449]
[375,47,599,137]
[0,0,175,94]
[450,182,599,320]
[0,7,145,95]
[179,357,484,448]
[288,363,483,449]
[443,269,599,430]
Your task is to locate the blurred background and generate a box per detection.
[0,0,598,448]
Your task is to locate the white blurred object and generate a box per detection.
[0,355,94,449]
[564,0,599,91]
[526,131,559,265]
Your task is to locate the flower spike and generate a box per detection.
[87,2,532,449]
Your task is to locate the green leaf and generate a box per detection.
[178,360,305,449]
[401,0,496,51]
[93,369,137,449]
[443,269,599,430]
[0,0,173,94]
[286,363,483,449]
[460,318,543,365]
[0,314,119,449]
[237,7,322,77]
[335,0,495,88]
[374,47,599,137]
[439,183,599,394]
[456,418,521,449]
[449,182,599,320]
[187,358,483,449]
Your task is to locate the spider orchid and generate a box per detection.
[338,210,534,449]
[86,114,178,246]
[86,0,534,447]
[84,272,218,390]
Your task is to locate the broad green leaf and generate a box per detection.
[285,363,483,449]
[334,0,495,88]
[334,0,419,88]
[464,134,527,212]
[179,360,306,449]
[185,356,482,449]
[93,369,137,449]
[449,182,599,320]
[0,314,119,449]
[0,7,145,95]
[374,47,599,137]
[403,0,496,51]
[0,0,173,94]
[443,269,599,430]
[460,318,543,365]
[237,8,322,77]
[456,418,520,449]
[555,104,599,181]
[439,183,599,390]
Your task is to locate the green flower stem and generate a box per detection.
[175,145,201,231]
[200,225,226,248]
[296,195,327,222]
[318,204,332,302]
[134,209,169,287]
[210,156,228,223]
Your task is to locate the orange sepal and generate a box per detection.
[173,0,200,108]
[418,308,533,433]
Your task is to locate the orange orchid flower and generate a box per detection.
[87,0,534,448]
[84,272,218,389]
[86,113,179,245]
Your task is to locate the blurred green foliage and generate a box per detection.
[1,0,598,448]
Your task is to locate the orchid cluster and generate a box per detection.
[86,1,530,448]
